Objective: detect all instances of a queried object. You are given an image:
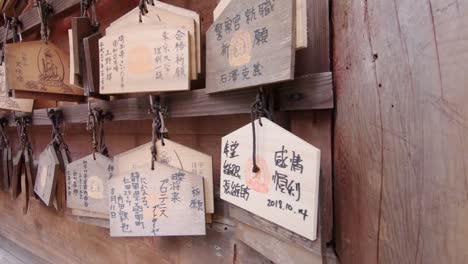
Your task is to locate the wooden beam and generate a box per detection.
[0,0,81,40]
[235,223,322,264]
[7,72,332,126]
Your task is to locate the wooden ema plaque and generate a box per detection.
[5,41,84,96]
[66,153,113,215]
[83,32,102,96]
[0,63,34,112]
[213,0,308,49]
[34,146,60,206]
[151,1,201,74]
[108,6,198,80]
[206,0,296,93]
[220,118,320,241]
[99,28,190,94]
[113,139,214,214]
[111,149,206,237]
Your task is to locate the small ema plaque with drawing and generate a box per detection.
[110,148,206,237]
[66,153,113,215]
[99,28,190,94]
[206,0,295,93]
[34,146,60,206]
[220,118,320,241]
[5,41,84,96]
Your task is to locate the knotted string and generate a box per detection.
[149,95,167,171]
[81,0,100,31]
[47,109,71,160]
[139,0,155,22]
[250,88,272,173]
[86,103,112,160]
[35,0,54,42]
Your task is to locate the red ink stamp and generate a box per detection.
[245,157,270,194]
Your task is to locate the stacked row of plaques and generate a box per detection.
[99,2,201,94]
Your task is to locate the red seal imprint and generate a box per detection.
[244,157,270,194]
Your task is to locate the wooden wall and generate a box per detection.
[333,0,468,263]
[0,0,334,263]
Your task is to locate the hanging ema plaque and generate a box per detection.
[206,0,295,93]
[34,146,60,206]
[112,139,214,214]
[220,118,320,241]
[65,153,113,215]
[110,148,206,237]
[99,28,190,94]
[4,41,84,96]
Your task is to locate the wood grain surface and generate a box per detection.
[334,0,468,263]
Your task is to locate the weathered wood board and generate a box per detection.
[111,1,202,73]
[76,216,110,229]
[5,41,84,96]
[213,0,308,49]
[107,6,197,80]
[99,28,190,94]
[0,63,34,112]
[34,146,59,206]
[206,0,296,93]
[221,118,320,241]
[112,139,214,214]
[83,32,102,95]
[71,209,108,220]
[71,17,93,76]
[110,157,205,237]
[66,153,112,215]
[68,29,79,86]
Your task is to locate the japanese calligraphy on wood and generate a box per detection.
[0,63,34,112]
[5,41,84,96]
[213,0,308,49]
[206,0,295,93]
[34,146,59,206]
[221,118,320,241]
[112,139,214,214]
[66,153,112,215]
[108,6,198,80]
[99,29,190,94]
[110,156,205,237]
[151,1,201,74]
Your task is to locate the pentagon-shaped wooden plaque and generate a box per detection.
[115,139,214,214]
[66,153,113,215]
[111,152,205,237]
[206,0,295,93]
[5,41,84,96]
[99,29,190,94]
[34,146,59,206]
[107,6,198,80]
[220,118,320,241]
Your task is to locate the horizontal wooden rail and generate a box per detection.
[9,72,333,126]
